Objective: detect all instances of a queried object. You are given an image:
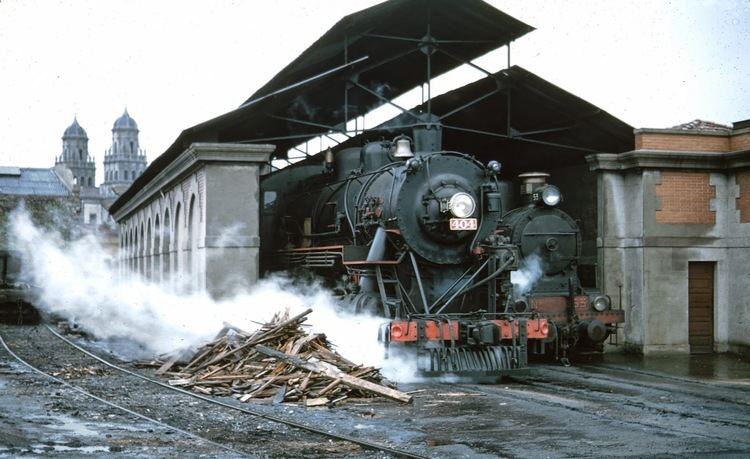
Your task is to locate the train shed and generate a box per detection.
[110,0,748,355]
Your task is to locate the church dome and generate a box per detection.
[113,109,138,130]
[63,117,88,138]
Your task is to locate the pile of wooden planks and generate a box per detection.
[149,308,412,406]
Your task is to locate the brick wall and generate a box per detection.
[636,132,730,152]
[655,171,715,224]
[737,170,750,223]
[731,132,750,152]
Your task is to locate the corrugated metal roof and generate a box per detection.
[0,167,21,176]
[111,0,534,214]
[276,65,634,176]
[0,168,70,197]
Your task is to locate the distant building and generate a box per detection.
[53,111,148,230]
[55,117,95,188]
[0,166,79,283]
[101,109,148,197]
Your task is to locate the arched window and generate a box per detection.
[174,203,182,287]
[154,214,161,283]
[187,195,197,283]
[163,209,171,282]
[124,170,129,180]
[131,170,135,180]
[130,141,134,153]
[133,228,138,274]
[140,223,145,276]
[154,216,161,246]
[146,219,152,280]
[115,171,118,180]
[79,149,83,161]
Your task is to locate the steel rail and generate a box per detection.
[0,332,248,458]
[455,380,750,447]
[578,363,750,392]
[46,325,427,459]
[518,374,750,429]
[566,364,750,408]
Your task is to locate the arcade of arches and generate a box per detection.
[112,143,274,299]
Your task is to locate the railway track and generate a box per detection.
[517,373,750,428]
[0,325,426,459]
[576,362,750,397]
[446,364,750,449]
[4,323,749,458]
[0,331,247,457]
[538,362,750,409]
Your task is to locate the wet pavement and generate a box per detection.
[1,324,749,458]
[582,352,750,382]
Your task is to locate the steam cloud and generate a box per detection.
[7,208,408,379]
[511,252,545,297]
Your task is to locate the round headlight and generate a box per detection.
[448,192,476,218]
[541,186,562,207]
[591,295,611,312]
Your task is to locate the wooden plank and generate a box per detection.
[156,352,182,375]
[305,397,329,407]
[194,308,313,370]
[255,345,412,404]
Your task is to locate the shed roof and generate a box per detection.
[274,65,635,175]
[0,168,71,197]
[111,0,535,213]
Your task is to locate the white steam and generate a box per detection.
[510,252,545,297]
[8,208,395,378]
[212,221,246,248]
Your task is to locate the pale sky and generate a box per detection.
[1,0,748,184]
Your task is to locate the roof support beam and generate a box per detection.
[442,124,599,153]
[267,115,350,138]
[349,81,423,123]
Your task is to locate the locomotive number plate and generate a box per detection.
[449,218,478,231]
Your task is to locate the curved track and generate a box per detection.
[0,325,426,459]
[4,324,749,458]
[0,333,248,457]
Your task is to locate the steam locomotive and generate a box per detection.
[260,128,624,376]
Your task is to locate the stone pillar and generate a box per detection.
[202,161,264,298]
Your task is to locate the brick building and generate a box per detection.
[587,119,750,355]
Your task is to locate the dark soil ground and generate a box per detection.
[1,324,749,458]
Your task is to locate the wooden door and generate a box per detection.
[688,262,714,354]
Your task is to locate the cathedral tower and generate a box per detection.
[55,117,96,188]
[102,109,148,196]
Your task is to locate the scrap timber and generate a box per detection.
[148,308,412,406]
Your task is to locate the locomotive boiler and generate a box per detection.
[260,129,624,376]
